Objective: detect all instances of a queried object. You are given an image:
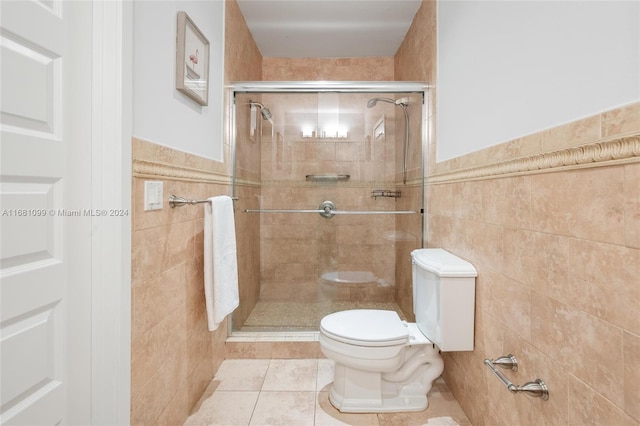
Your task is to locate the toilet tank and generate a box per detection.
[411,249,477,352]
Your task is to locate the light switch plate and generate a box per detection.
[144,181,163,211]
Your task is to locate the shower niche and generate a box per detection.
[231,82,428,333]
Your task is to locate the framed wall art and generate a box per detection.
[176,11,210,106]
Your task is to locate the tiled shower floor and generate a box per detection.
[239,300,408,332]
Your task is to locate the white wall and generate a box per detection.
[133,1,224,161]
[436,1,640,162]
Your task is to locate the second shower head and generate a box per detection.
[367,97,410,108]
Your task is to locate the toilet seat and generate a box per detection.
[320,309,408,347]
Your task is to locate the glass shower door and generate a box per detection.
[232,88,424,332]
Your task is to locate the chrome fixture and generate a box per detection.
[319,200,336,219]
[484,354,549,400]
[249,101,273,121]
[367,97,410,184]
[305,174,350,182]
[169,194,238,208]
[371,189,401,199]
[244,200,416,219]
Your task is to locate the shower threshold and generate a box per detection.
[227,330,320,343]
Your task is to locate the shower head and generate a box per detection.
[367,97,395,108]
[367,97,410,108]
[249,101,273,121]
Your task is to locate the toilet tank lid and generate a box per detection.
[411,249,477,278]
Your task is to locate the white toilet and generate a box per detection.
[319,248,477,413]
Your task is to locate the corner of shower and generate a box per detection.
[228,81,429,340]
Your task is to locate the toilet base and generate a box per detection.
[329,385,428,413]
[327,345,443,413]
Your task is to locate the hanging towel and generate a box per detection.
[204,195,239,331]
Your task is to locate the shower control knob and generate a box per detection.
[319,200,336,219]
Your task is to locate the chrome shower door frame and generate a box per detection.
[228,81,430,334]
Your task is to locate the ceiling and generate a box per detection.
[235,0,423,58]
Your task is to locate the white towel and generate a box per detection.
[204,195,239,331]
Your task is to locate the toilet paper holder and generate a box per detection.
[484,354,549,400]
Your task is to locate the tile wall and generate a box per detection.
[397,1,640,424]
[130,139,230,425]
[432,107,640,426]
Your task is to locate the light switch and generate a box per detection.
[144,181,163,211]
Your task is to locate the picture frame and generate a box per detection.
[176,11,210,106]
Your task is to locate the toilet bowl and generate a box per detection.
[319,249,477,413]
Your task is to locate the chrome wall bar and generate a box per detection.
[243,209,417,214]
[305,174,350,182]
[484,354,549,400]
[243,199,416,218]
[169,195,238,208]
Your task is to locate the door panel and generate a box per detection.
[1,0,91,424]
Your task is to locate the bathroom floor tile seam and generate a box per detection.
[183,358,472,426]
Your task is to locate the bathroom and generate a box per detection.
[128,0,640,425]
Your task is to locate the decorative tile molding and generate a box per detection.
[133,159,231,184]
[429,135,640,184]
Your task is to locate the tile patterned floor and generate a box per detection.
[241,301,407,332]
[184,359,473,426]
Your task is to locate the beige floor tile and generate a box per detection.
[315,391,380,426]
[249,391,316,426]
[317,359,334,392]
[184,390,259,426]
[185,359,472,426]
[262,359,318,391]
[214,359,270,391]
[377,391,471,426]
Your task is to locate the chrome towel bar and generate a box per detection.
[484,354,549,400]
[169,195,238,208]
[243,209,417,215]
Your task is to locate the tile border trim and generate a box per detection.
[132,159,231,183]
[428,134,640,184]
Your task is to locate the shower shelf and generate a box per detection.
[305,174,350,182]
[371,190,401,199]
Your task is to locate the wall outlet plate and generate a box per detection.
[144,181,163,211]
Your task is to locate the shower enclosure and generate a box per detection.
[230,82,428,333]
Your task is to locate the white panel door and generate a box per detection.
[0,1,92,424]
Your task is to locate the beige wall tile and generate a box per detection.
[481,176,531,229]
[131,226,166,284]
[530,167,625,245]
[132,264,187,338]
[484,271,531,340]
[625,163,640,249]
[263,57,394,81]
[602,102,640,138]
[503,330,569,425]
[531,293,624,407]
[542,114,601,151]
[131,347,188,426]
[623,331,640,421]
[395,0,436,82]
[567,239,640,334]
[568,374,638,426]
